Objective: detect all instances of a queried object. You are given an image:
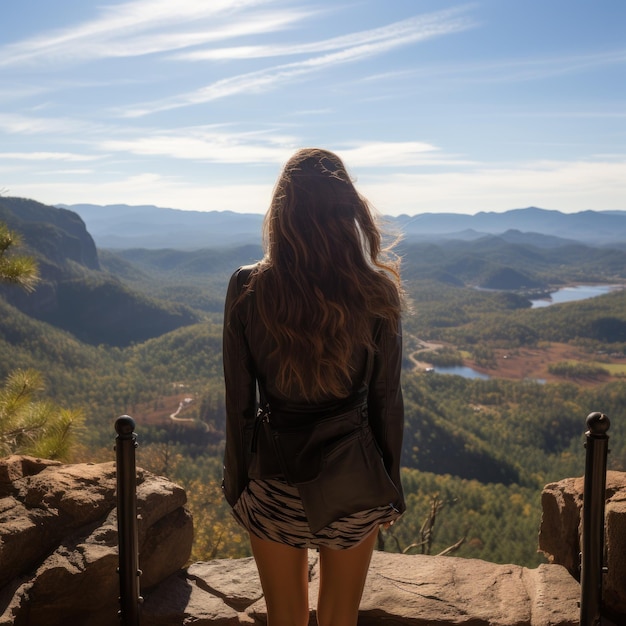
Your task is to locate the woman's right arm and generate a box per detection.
[222,267,257,507]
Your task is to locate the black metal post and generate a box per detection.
[115,415,142,625]
[580,412,610,626]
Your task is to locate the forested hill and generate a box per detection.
[398,234,626,289]
[62,202,626,249]
[0,197,199,346]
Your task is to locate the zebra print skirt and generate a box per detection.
[232,478,401,550]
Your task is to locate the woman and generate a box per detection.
[222,148,405,626]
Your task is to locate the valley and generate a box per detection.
[2,197,626,568]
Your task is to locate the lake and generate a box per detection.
[530,284,620,308]
[430,284,622,380]
[430,365,491,379]
[430,365,547,383]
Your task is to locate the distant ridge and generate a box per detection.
[395,207,626,245]
[60,203,626,249]
[58,203,264,249]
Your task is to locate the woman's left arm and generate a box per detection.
[368,318,405,510]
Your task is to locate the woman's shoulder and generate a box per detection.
[233,262,259,275]
[229,263,262,287]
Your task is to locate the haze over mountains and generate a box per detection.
[58,203,264,249]
[61,203,626,250]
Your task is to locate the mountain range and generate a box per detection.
[60,203,626,249]
[3,195,626,349]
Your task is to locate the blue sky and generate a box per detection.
[1,0,625,216]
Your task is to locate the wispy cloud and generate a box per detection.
[0,113,103,135]
[0,85,48,103]
[400,48,626,85]
[122,8,476,116]
[0,0,303,66]
[360,159,626,214]
[100,128,469,168]
[75,10,314,59]
[174,8,474,61]
[338,142,474,168]
[0,152,100,161]
[100,128,297,163]
[478,49,626,83]
[9,174,274,213]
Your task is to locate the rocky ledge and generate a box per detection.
[143,552,579,626]
[1,456,624,625]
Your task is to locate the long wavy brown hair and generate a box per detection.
[246,148,402,401]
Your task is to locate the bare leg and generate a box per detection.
[316,527,378,626]
[249,532,310,626]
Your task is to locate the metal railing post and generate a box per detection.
[115,415,142,625]
[580,411,610,626]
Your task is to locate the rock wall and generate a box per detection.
[0,456,192,626]
[539,470,626,621]
[0,197,99,270]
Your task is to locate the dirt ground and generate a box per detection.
[466,343,622,386]
[408,331,624,386]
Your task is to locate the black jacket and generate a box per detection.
[222,265,406,517]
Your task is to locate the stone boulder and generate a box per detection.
[539,470,626,620]
[0,455,193,626]
[141,551,580,625]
